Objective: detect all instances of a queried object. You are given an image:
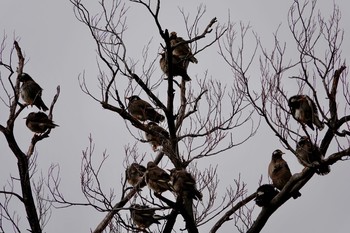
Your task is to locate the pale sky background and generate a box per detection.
[0,1,349,233]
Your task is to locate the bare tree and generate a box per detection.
[218,0,349,232]
[61,0,256,232]
[0,39,60,232]
[1,0,348,233]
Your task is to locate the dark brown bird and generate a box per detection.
[170,31,198,64]
[126,163,147,188]
[169,168,202,201]
[129,204,161,229]
[268,149,301,199]
[296,136,330,175]
[159,52,191,81]
[288,95,324,130]
[145,161,172,194]
[25,112,58,134]
[255,184,279,207]
[126,95,165,123]
[145,122,169,151]
[19,73,49,111]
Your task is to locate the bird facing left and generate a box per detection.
[24,112,58,134]
[19,73,49,111]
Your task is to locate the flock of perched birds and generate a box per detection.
[256,95,330,207]
[17,31,330,229]
[19,73,58,134]
[125,31,202,229]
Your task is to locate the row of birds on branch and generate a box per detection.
[256,95,330,206]
[19,73,59,134]
[126,162,202,229]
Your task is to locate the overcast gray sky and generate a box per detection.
[1,0,349,232]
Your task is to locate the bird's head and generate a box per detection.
[18,73,33,82]
[272,149,284,159]
[126,95,140,102]
[147,161,157,169]
[23,112,37,120]
[169,31,177,39]
[288,95,302,107]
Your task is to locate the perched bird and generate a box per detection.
[268,149,301,199]
[126,163,147,188]
[169,31,198,64]
[296,136,330,175]
[19,73,49,111]
[288,95,324,130]
[129,204,161,229]
[145,161,172,194]
[126,95,165,123]
[145,122,170,151]
[169,168,202,201]
[24,112,58,134]
[159,52,191,81]
[255,184,279,207]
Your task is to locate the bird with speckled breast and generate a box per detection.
[288,95,324,130]
[145,122,169,151]
[145,161,172,194]
[126,163,147,188]
[268,149,301,199]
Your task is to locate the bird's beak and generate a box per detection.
[125,96,130,100]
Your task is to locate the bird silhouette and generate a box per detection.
[296,136,330,175]
[170,31,198,64]
[145,161,172,194]
[169,168,202,201]
[255,184,279,207]
[126,163,147,188]
[145,122,169,151]
[129,204,162,229]
[288,95,324,130]
[24,112,58,134]
[268,149,301,199]
[126,95,165,123]
[159,52,191,81]
[19,73,49,111]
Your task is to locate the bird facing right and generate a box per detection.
[268,149,301,199]
[25,112,58,134]
[19,73,49,111]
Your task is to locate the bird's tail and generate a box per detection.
[314,117,324,131]
[35,98,49,111]
[292,190,302,199]
[316,163,330,176]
